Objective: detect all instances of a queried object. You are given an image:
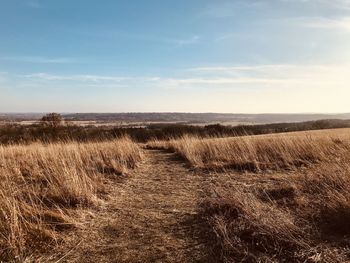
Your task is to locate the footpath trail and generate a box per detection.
[55,149,217,263]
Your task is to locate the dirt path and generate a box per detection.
[53,149,216,263]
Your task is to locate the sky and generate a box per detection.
[0,0,350,113]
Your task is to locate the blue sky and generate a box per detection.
[0,0,350,113]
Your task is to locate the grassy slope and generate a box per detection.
[0,137,143,261]
[149,129,350,262]
[2,128,350,262]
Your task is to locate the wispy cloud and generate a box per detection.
[24,73,128,82]
[186,64,350,89]
[174,36,200,46]
[297,17,350,31]
[0,56,78,64]
[309,0,350,10]
[190,65,295,72]
[199,1,265,18]
[120,33,199,46]
[27,1,42,8]
[157,77,284,87]
[190,63,350,73]
[68,28,200,47]
[215,33,242,42]
[3,63,349,113]
[200,0,350,20]
[19,63,350,90]
[22,72,283,86]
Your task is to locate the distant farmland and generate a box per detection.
[2,112,350,124]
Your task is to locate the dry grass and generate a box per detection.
[203,162,350,262]
[148,128,350,171]
[0,137,143,261]
[149,129,350,262]
[181,129,350,262]
[2,128,350,262]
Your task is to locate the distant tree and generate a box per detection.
[41,113,64,127]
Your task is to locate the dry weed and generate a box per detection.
[0,137,143,261]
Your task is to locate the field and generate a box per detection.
[1,128,350,262]
[149,128,350,262]
[0,137,143,261]
[148,128,350,171]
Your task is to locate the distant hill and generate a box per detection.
[1,112,350,124]
[0,113,45,121]
[63,112,350,124]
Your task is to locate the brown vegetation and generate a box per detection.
[202,162,350,262]
[149,129,350,262]
[1,119,350,145]
[0,137,143,261]
[1,127,350,262]
[40,113,64,128]
[148,129,350,171]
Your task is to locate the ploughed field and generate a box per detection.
[1,129,350,262]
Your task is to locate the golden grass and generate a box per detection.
[156,129,348,262]
[148,128,350,171]
[2,128,350,262]
[0,137,143,261]
[203,162,350,262]
[149,129,350,261]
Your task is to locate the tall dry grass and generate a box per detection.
[203,161,350,262]
[149,129,350,261]
[0,137,143,261]
[149,129,350,171]
[165,129,350,262]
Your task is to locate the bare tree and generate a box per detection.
[41,113,64,127]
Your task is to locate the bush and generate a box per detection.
[41,113,64,128]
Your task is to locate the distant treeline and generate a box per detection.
[0,119,350,144]
[3,112,350,123]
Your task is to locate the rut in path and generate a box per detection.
[54,149,216,263]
